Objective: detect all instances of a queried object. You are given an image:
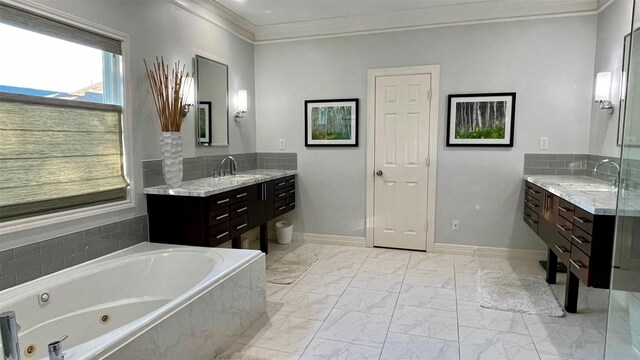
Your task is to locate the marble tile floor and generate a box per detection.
[224,242,616,360]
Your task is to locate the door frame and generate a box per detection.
[366,65,440,252]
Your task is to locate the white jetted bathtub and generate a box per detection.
[0,242,266,360]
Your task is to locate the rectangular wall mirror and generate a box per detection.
[195,55,228,147]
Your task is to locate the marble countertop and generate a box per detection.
[144,169,297,197]
[523,175,618,215]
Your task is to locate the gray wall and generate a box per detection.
[2,0,255,251]
[255,17,598,250]
[589,0,634,157]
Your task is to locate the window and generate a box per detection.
[0,3,129,222]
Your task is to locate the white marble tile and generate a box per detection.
[603,330,640,360]
[367,248,413,261]
[538,355,583,360]
[523,312,598,330]
[359,258,408,274]
[237,313,323,354]
[458,326,540,360]
[316,309,391,348]
[224,343,300,360]
[526,322,605,360]
[404,270,455,289]
[300,338,382,360]
[335,288,399,316]
[407,253,454,273]
[455,259,481,274]
[389,304,458,341]
[380,332,460,360]
[309,259,362,277]
[325,247,372,263]
[456,285,478,302]
[477,257,505,271]
[291,273,352,296]
[267,291,340,320]
[267,283,292,301]
[457,301,528,334]
[455,272,478,286]
[398,283,457,311]
[350,271,404,293]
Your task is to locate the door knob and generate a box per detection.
[376,170,383,176]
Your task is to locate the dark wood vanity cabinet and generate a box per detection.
[523,180,615,313]
[147,175,296,253]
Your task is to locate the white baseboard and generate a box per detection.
[292,232,367,247]
[434,243,546,260]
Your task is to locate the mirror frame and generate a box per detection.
[194,54,229,147]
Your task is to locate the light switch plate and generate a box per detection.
[539,137,549,150]
[279,139,286,150]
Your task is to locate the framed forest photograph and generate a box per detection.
[305,99,358,147]
[446,93,516,147]
[198,101,212,144]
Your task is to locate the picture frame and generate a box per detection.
[305,98,359,147]
[446,93,516,147]
[198,101,212,144]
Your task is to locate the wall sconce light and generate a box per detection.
[594,72,614,114]
[235,90,247,121]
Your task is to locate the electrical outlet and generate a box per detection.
[279,139,286,150]
[539,137,549,150]
[452,219,460,231]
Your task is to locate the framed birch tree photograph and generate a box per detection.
[446,93,516,147]
[198,101,212,144]
[305,99,359,147]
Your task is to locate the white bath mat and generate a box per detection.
[478,270,565,317]
[267,252,319,285]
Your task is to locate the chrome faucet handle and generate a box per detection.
[48,335,68,360]
[1,311,20,360]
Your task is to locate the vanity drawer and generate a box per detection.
[275,188,288,200]
[573,207,594,234]
[556,216,573,241]
[229,187,250,205]
[230,201,248,219]
[230,215,249,237]
[286,175,296,185]
[524,193,541,214]
[210,192,233,209]
[550,232,571,264]
[571,226,592,256]
[275,203,288,216]
[523,205,539,233]
[209,206,230,225]
[524,181,543,202]
[570,246,590,285]
[274,178,288,191]
[209,222,230,247]
[558,199,575,222]
[288,201,295,211]
[286,195,295,205]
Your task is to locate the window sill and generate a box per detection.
[0,198,135,236]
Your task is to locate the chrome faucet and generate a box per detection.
[47,335,68,360]
[593,159,621,188]
[0,311,20,360]
[220,156,237,176]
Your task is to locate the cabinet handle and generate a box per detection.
[217,198,229,204]
[278,206,286,210]
[554,245,567,254]
[569,259,584,269]
[526,188,540,195]
[571,235,590,244]
[525,201,538,208]
[277,182,285,186]
[572,216,591,224]
[236,193,247,198]
[278,193,286,197]
[289,179,295,183]
[289,202,295,206]
[236,207,247,213]
[216,213,229,220]
[216,231,229,239]
[558,206,571,213]
[525,217,537,225]
[289,190,295,194]
[556,224,569,232]
[236,223,247,230]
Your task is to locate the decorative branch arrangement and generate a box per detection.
[144,56,192,132]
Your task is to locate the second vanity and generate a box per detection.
[523,175,618,313]
[144,170,297,254]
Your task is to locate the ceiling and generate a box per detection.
[179,0,610,42]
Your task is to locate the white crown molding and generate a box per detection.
[253,0,599,42]
[172,0,255,43]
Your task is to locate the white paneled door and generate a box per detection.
[373,74,431,251]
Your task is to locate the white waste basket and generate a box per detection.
[275,221,293,245]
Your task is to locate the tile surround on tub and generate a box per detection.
[142,152,297,187]
[0,215,148,291]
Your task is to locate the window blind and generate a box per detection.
[0,3,122,55]
[0,93,129,221]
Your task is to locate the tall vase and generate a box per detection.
[160,132,183,188]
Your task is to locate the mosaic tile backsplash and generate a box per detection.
[0,215,148,291]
